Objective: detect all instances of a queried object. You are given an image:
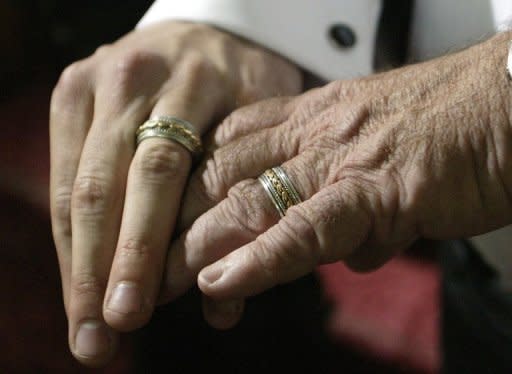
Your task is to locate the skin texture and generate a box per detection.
[49,21,302,367]
[158,31,512,328]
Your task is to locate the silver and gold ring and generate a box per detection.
[258,166,302,217]
[135,115,203,157]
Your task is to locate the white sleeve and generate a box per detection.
[491,0,512,30]
[137,0,382,81]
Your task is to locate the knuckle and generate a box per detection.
[215,111,243,144]
[71,174,111,215]
[93,44,112,57]
[179,52,221,89]
[192,150,231,203]
[209,148,234,187]
[134,142,191,181]
[281,207,322,263]
[52,61,89,107]
[227,181,269,235]
[57,61,88,90]
[71,272,106,298]
[51,187,73,235]
[183,52,213,76]
[187,170,223,210]
[332,79,363,101]
[117,238,151,260]
[114,50,151,77]
[107,50,158,96]
[214,97,293,145]
[248,209,321,282]
[251,241,282,283]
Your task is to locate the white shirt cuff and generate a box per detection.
[137,0,382,81]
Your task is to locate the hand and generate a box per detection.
[159,32,512,327]
[50,20,301,367]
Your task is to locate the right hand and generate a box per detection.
[157,30,512,331]
[50,20,302,367]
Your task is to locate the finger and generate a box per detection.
[177,93,355,233]
[103,55,227,331]
[202,295,244,330]
[207,81,345,150]
[178,122,301,232]
[160,152,317,302]
[50,60,94,312]
[197,181,372,300]
[205,96,294,149]
[68,52,165,365]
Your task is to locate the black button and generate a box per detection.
[329,24,356,48]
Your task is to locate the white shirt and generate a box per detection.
[138,0,512,287]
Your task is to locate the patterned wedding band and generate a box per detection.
[135,115,203,157]
[258,166,302,217]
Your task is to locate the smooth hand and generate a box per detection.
[160,32,512,327]
[49,20,301,367]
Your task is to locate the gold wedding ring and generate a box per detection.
[258,166,302,217]
[135,116,203,157]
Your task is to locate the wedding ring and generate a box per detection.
[135,116,203,157]
[258,166,302,217]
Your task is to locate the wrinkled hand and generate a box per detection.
[160,32,512,328]
[50,20,301,366]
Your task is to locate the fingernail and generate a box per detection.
[75,321,111,358]
[107,282,143,314]
[199,265,224,286]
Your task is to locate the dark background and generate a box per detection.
[1,0,154,98]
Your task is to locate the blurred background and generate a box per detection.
[1,0,153,94]
[0,1,440,372]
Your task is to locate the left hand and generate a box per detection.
[158,31,512,327]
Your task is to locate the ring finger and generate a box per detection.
[162,146,329,328]
[102,56,226,332]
